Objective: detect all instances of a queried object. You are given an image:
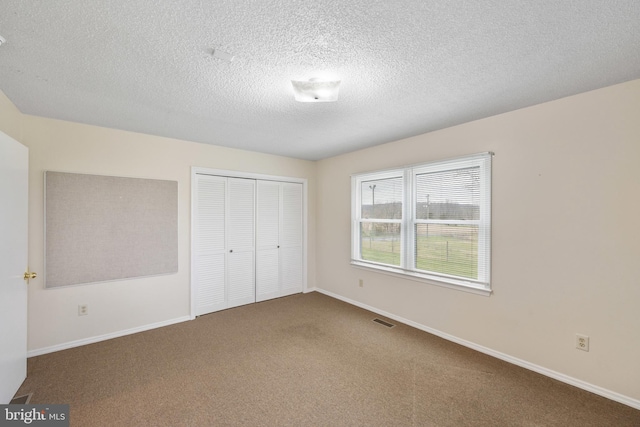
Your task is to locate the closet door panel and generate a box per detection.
[194,173,304,313]
[256,180,281,301]
[227,178,256,307]
[280,182,303,295]
[194,175,227,315]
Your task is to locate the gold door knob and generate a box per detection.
[24,270,37,284]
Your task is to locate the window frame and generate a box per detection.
[351,152,492,296]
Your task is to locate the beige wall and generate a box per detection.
[315,79,640,402]
[0,104,316,353]
[0,91,22,141]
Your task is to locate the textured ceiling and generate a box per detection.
[1,1,640,160]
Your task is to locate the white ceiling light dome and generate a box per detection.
[291,78,341,102]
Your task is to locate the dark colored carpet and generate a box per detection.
[16,292,640,426]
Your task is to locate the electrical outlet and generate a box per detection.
[358,279,363,288]
[576,334,589,352]
[78,304,88,316]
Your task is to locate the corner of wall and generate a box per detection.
[0,90,24,142]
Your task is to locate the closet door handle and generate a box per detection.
[229,249,233,253]
[277,246,280,248]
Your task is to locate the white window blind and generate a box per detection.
[351,152,492,294]
[359,175,403,267]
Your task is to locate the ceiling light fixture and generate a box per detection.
[0,35,6,47]
[291,78,341,102]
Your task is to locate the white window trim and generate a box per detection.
[351,152,492,296]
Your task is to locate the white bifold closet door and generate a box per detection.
[256,181,303,302]
[226,178,256,308]
[194,175,256,316]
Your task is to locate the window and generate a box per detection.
[351,152,492,295]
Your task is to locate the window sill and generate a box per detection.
[350,260,492,297]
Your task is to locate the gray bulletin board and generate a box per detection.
[45,171,178,288]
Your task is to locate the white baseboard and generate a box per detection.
[27,316,191,358]
[314,288,640,411]
[303,287,317,293]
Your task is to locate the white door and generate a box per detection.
[193,175,227,316]
[256,181,281,302]
[192,172,304,314]
[0,131,29,403]
[193,176,256,314]
[280,182,303,296]
[256,181,303,301]
[226,178,256,308]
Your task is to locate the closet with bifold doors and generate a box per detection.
[193,171,304,316]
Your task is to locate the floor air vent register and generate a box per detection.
[372,318,395,328]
